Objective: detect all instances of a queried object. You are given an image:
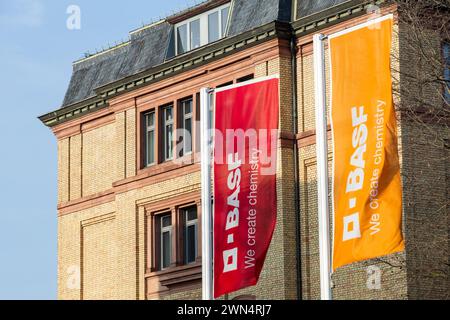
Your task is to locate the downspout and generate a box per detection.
[290,30,302,300]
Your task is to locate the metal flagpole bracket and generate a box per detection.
[313,33,333,301]
[200,87,214,300]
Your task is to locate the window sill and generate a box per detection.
[145,261,202,298]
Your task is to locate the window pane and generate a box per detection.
[184,118,192,154]
[237,74,254,83]
[161,215,172,228]
[182,99,193,155]
[208,12,219,43]
[177,24,188,54]
[183,206,197,264]
[165,124,173,160]
[190,19,200,50]
[146,112,154,128]
[183,100,192,115]
[221,7,230,36]
[217,81,233,89]
[146,130,154,165]
[164,106,173,160]
[165,107,173,122]
[186,208,197,221]
[186,224,197,264]
[162,231,171,269]
[144,112,155,166]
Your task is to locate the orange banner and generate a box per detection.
[330,15,404,271]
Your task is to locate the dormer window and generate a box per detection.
[175,3,230,55]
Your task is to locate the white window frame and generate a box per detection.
[175,2,230,55]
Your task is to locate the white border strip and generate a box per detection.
[329,14,393,40]
[214,74,280,93]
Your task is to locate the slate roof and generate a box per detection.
[227,0,291,36]
[58,0,359,109]
[62,21,172,107]
[296,0,350,19]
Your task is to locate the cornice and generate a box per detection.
[39,97,108,128]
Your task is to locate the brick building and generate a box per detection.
[39,0,449,300]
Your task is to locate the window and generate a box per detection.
[175,3,230,55]
[143,111,155,167]
[208,11,219,43]
[221,6,229,36]
[216,81,233,88]
[179,98,193,156]
[145,198,201,295]
[162,105,174,161]
[237,74,254,83]
[146,198,200,274]
[160,214,172,270]
[182,206,198,264]
[142,96,198,167]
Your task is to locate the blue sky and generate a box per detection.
[0,0,192,300]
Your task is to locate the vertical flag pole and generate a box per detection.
[200,88,214,301]
[313,34,332,301]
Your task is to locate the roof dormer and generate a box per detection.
[172,2,231,55]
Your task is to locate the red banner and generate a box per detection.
[213,76,279,298]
